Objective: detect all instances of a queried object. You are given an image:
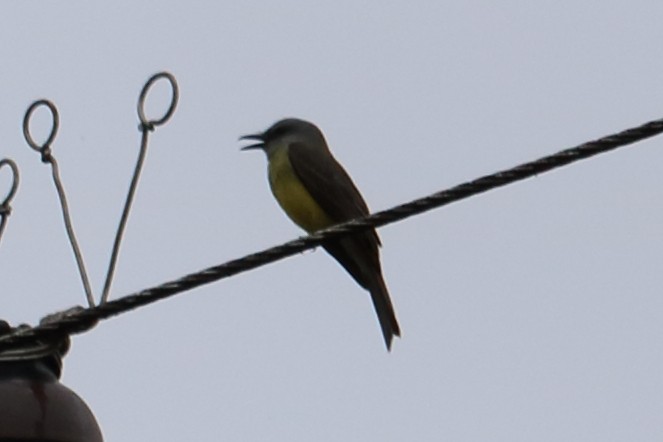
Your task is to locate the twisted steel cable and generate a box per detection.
[1,113,661,352]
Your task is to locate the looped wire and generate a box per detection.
[23,99,96,308]
[137,71,179,130]
[23,99,60,161]
[100,72,179,304]
[0,158,19,245]
[0,159,19,211]
[0,319,70,377]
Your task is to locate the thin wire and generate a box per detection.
[1,113,662,351]
[23,100,96,308]
[0,158,19,246]
[100,72,179,304]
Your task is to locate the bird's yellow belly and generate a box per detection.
[268,148,333,233]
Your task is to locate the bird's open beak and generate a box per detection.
[239,133,265,151]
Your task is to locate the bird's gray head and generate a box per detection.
[240,118,326,155]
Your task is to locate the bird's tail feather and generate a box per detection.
[369,275,401,351]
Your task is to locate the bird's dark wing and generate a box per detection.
[287,140,382,282]
[288,141,399,348]
[287,141,376,233]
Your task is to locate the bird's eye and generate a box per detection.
[270,125,290,138]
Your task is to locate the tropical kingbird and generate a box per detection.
[240,118,401,350]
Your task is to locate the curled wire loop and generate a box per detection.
[0,158,19,244]
[22,99,95,308]
[0,158,19,212]
[137,72,179,130]
[0,320,70,371]
[23,99,60,159]
[100,71,179,304]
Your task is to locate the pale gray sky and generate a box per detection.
[1,1,663,440]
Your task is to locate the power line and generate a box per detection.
[1,114,661,351]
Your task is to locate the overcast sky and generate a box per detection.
[1,1,663,441]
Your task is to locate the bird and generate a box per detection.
[240,118,400,350]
